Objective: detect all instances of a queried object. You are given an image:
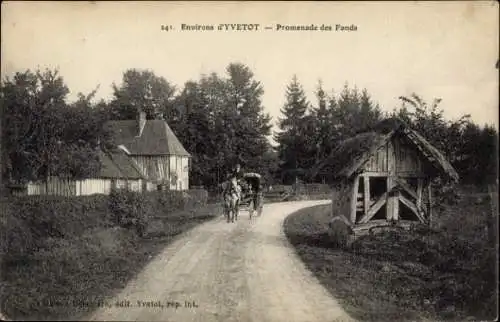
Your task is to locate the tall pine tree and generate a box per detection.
[274,75,311,184]
[310,80,333,162]
[225,63,272,172]
[172,63,273,188]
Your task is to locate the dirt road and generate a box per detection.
[87,200,356,322]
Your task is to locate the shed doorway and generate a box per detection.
[355,176,388,223]
[355,175,423,224]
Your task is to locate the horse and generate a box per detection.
[221,178,241,223]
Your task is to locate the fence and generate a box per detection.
[25,178,79,196]
[22,178,114,197]
[8,177,181,197]
[294,183,332,195]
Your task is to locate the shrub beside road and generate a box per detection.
[0,190,220,321]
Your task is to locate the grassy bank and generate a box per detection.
[0,191,221,321]
[284,187,498,321]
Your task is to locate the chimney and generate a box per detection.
[137,109,146,136]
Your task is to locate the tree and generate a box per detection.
[310,80,331,161]
[393,93,498,185]
[174,79,218,186]
[172,63,273,189]
[274,75,311,184]
[201,71,236,186]
[334,83,367,138]
[1,69,68,184]
[397,93,451,153]
[0,69,110,186]
[359,88,382,129]
[225,63,272,173]
[326,83,382,144]
[109,69,177,122]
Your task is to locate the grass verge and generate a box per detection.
[1,202,221,321]
[284,190,497,322]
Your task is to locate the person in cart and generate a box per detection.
[243,172,263,216]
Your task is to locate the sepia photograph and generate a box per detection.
[1,1,498,321]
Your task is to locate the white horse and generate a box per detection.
[222,177,241,223]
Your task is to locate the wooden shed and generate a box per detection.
[312,118,459,235]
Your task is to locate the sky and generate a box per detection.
[2,1,499,132]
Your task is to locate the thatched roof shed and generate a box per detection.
[314,118,459,235]
[312,118,459,182]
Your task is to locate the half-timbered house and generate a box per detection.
[105,109,190,191]
[312,118,459,235]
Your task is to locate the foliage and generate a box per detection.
[0,190,216,321]
[1,188,210,261]
[98,64,273,190]
[107,189,210,235]
[333,83,383,139]
[284,190,498,321]
[183,188,209,207]
[0,195,111,260]
[274,75,312,184]
[108,69,177,122]
[173,63,273,188]
[0,202,34,259]
[309,80,333,162]
[108,190,149,235]
[393,93,498,185]
[275,79,383,184]
[3,66,495,191]
[0,69,112,184]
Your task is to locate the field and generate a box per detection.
[0,191,221,321]
[284,185,498,321]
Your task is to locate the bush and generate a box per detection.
[0,203,35,260]
[107,189,210,235]
[9,195,111,237]
[1,195,111,258]
[2,188,211,256]
[328,220,351,248]
[1,187,214,321]
[108,190,149,235]
[186,189,208,206]
[154,190,186,210]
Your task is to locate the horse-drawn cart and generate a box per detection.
[239,172,264,218]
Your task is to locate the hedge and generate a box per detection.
[1,189,209,260]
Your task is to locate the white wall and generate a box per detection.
[75,179,112,196]
[167,155,190,191]
[28,178,147,196]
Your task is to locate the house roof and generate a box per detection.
[97,149,147,180]
[311,118,459,182]
[105,119,190,157]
